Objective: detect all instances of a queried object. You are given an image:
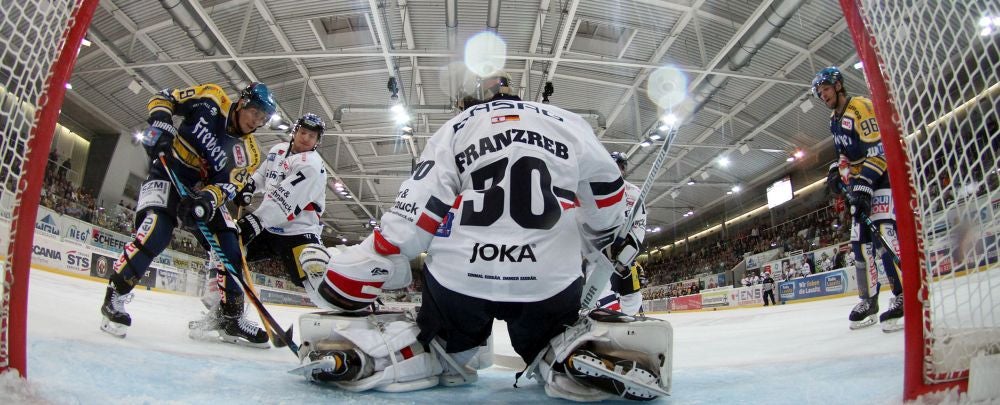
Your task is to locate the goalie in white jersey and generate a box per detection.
[290,72,673,401]
[234,113,327,286]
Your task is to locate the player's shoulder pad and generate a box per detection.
[176,83,232,112]
[290,150,326,171]
[845,96,874,116]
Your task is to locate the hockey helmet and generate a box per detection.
[294,113,326,137]
[811,67,843,99]
[611,151,628,170]
[239,81,278,116]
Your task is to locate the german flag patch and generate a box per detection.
[491,114,520,124]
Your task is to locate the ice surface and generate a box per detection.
[2,270,906,404]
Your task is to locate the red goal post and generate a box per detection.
[0,0,99,378]
[840,0,1000,401]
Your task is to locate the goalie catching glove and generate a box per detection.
[307,230,412,312]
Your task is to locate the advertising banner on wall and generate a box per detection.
[669,294,702,311]
[35,206,61,239]
[31,236,64,268]
[745,248,781,270]
[61,215,93,246]
[90,252,117,280]
[155,268,184,292]
[728,284,764,306]
[90,226,130,254]
[779,269,849,301]
[700,290,730,308]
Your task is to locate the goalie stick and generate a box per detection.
[580,124,680,308]
[158,154,299,356]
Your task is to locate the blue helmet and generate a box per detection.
[239,81,277,116]
[294,113,325,137]
[811,67,843,98]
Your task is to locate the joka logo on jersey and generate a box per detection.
[840,117,853,130]
[468,242,537,263]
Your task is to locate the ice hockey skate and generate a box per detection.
[218,295,269,348]
[849,291,879,330]
[100,274,134,338]
[879,294,903,333]
[188,295,269,348]
[564,349,666,401]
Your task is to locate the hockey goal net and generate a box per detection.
[0,0,98,377]
[839,0,1000,401]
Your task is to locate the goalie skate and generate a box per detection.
[566,349,667,401]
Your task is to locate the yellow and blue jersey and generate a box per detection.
[829,96,889,190]
[147,83,262,208]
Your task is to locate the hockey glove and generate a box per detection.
[234,180,255,207]
[178,191,214,227]
[237,213,264,243]
[603,234,639,277]
[826,164,844,195]
[847,183,873,222]
[141,120,177,160]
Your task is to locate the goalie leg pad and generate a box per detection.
[535,308,673,401]
[295,311,442,392]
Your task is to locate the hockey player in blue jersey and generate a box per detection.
[100,82,277,346]
[813,67,904,332]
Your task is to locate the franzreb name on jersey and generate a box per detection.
[455,128,570,173]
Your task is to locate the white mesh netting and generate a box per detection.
[1,1,85,370]
[857,0,1000,386]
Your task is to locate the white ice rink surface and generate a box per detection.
[2,270,907,404]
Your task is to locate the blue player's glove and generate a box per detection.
[178,191,214,227]
[847,182,873,221]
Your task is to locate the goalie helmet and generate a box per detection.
[811,67,843,99]
[477,70,515,101]
[239,81,278,116]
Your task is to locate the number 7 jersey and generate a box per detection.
[379,99,627,302]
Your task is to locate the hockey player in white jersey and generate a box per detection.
[593,151,647,316]
[190,114,328,340]
[288,71,672,401]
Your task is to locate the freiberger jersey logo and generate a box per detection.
[233,144,247,167]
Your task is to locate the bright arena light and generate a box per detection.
[647,64,688,109]
[718,156,730,167]
[464,32,507,77]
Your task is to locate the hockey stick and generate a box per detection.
[235,206,291,348]
[838,182,901,267]
[580,124,680,308]
[158,154,299,355]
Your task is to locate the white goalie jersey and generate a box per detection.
[378,98,627,302]
[250,143,326,237]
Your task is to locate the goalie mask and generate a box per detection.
[455,70,516,110]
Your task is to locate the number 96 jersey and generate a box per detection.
[829,96,885,165]
[379,99,627,302]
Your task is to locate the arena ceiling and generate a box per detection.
[66,0,866,244]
